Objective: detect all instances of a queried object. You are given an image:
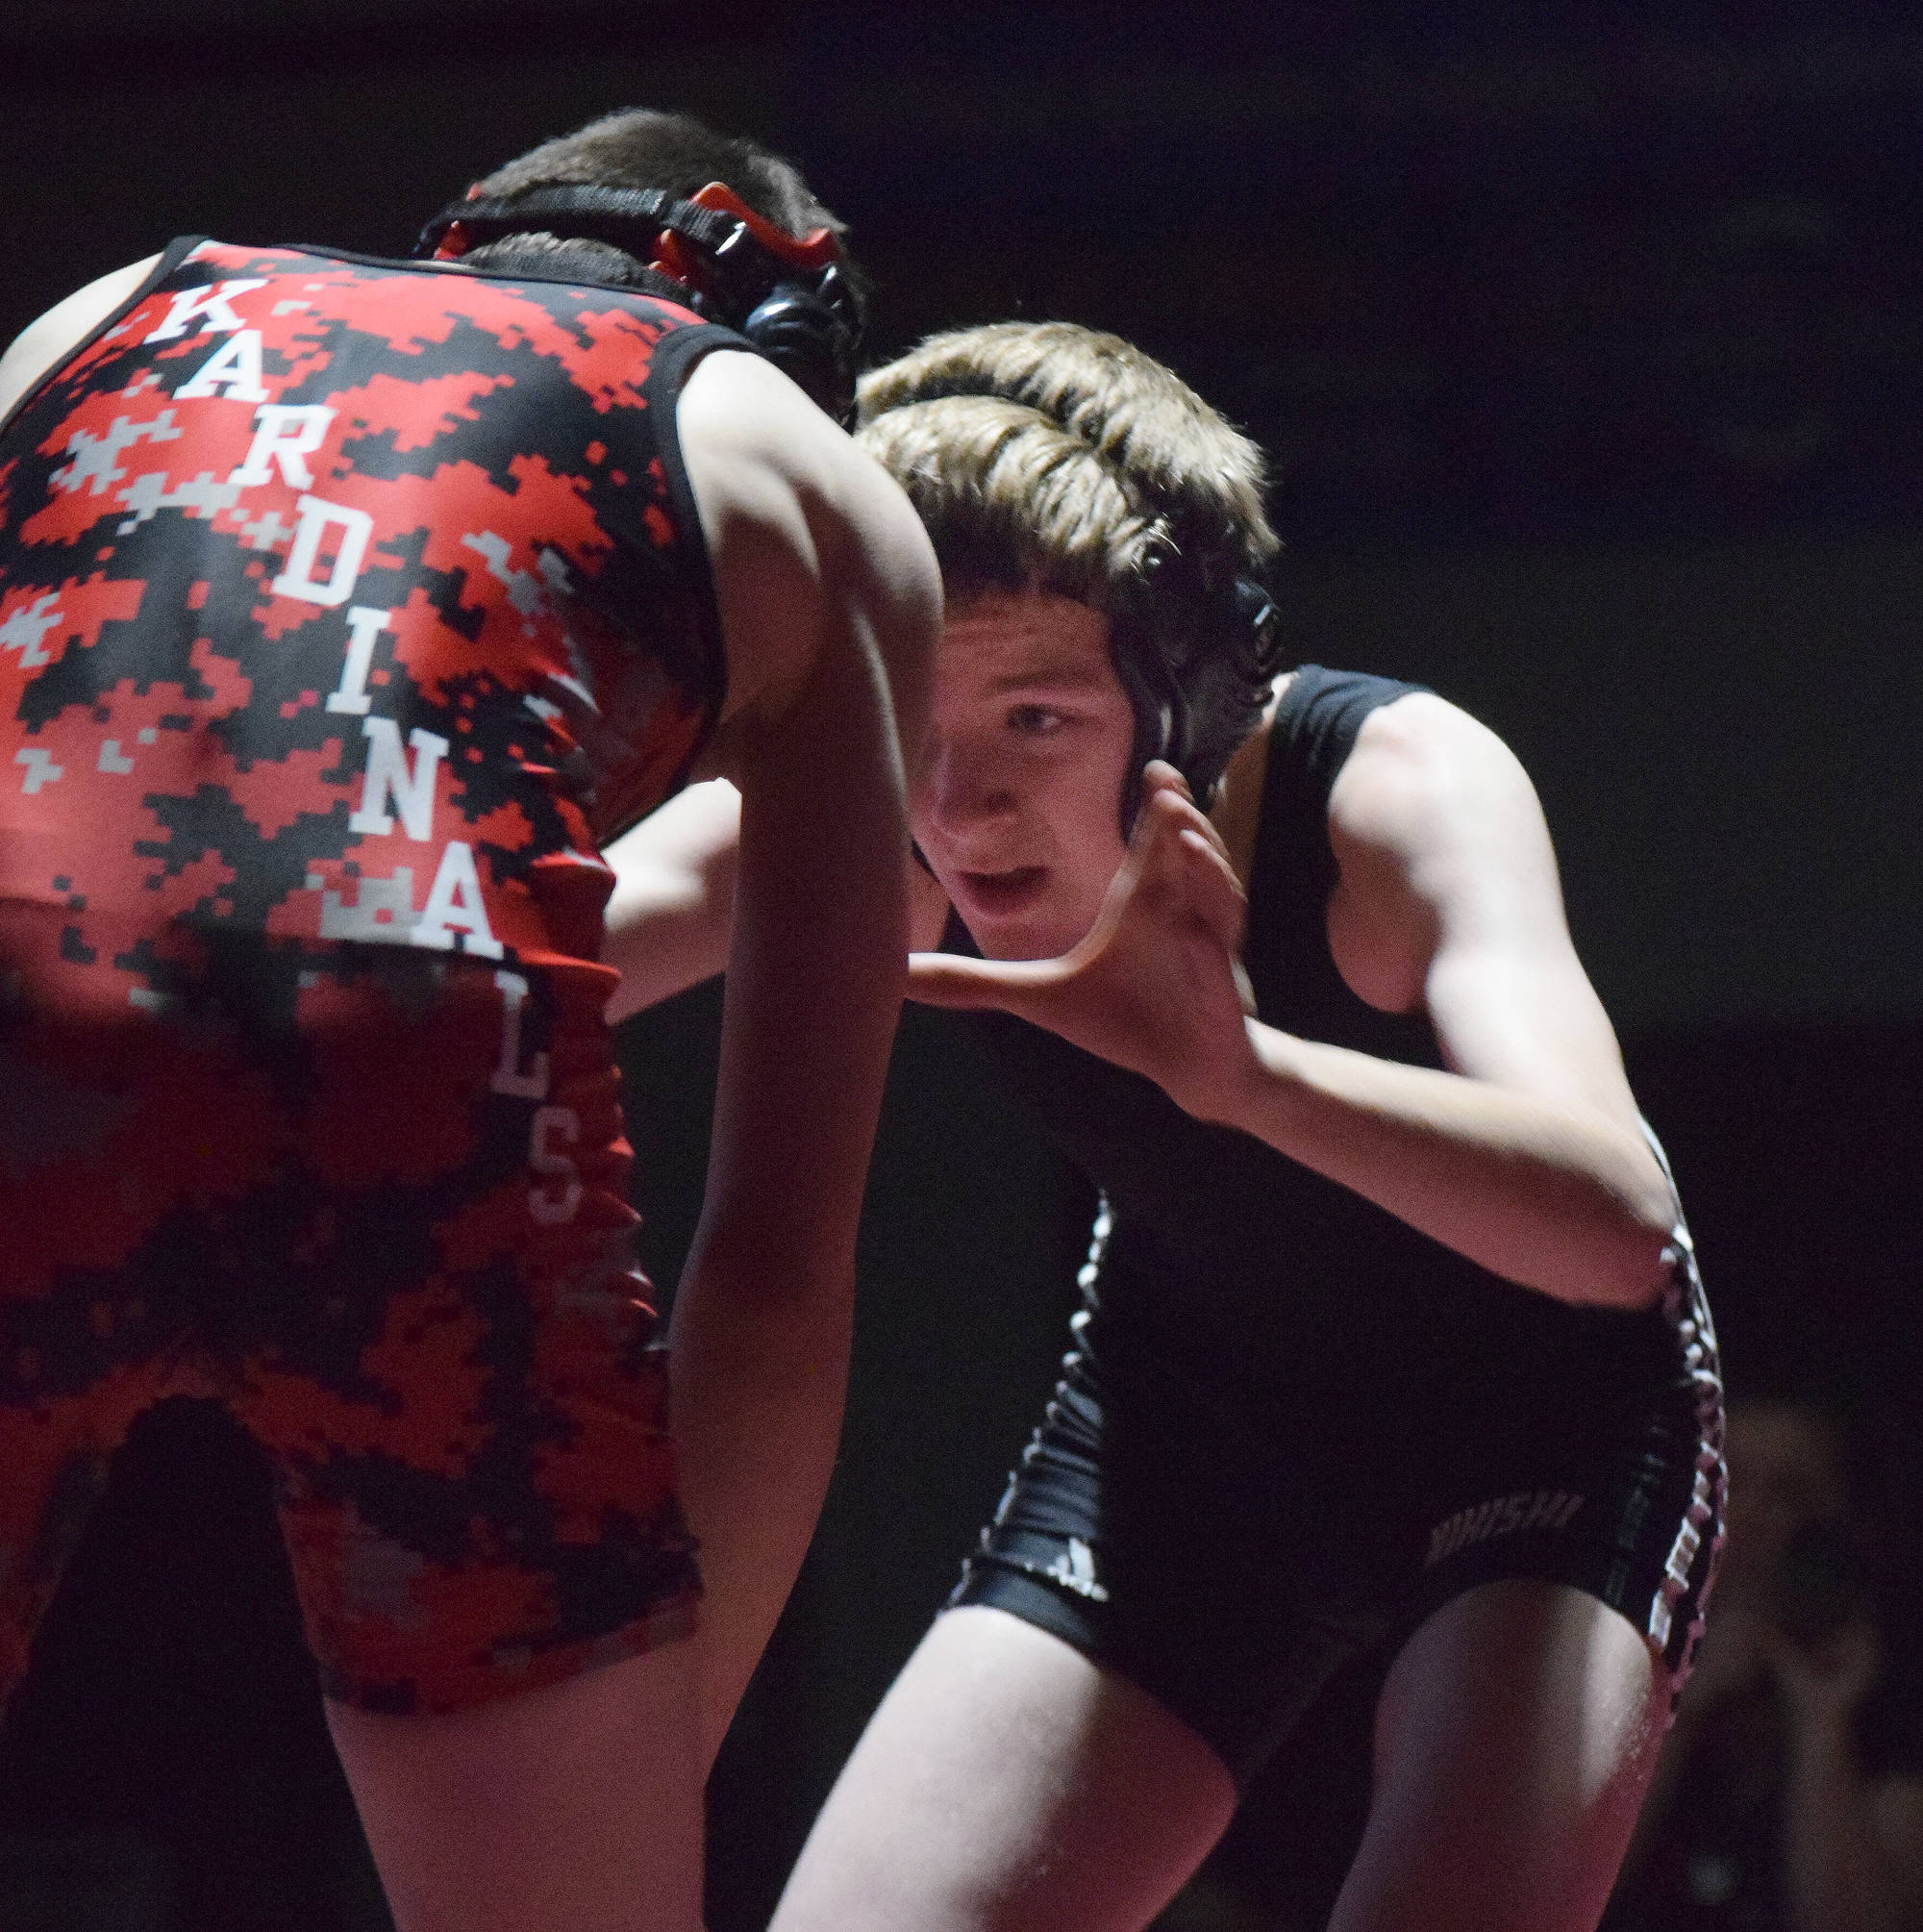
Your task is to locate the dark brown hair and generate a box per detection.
[460,108,849,282]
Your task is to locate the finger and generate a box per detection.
[1136,786,1225,892]
[1143,777,1223,846]
[1138,764,1248,885]
[907,950,1061,1015]
[1176,821,1245,895]
[1141,762,1239,869]
[1141,759,1192,805]
[1161,782,1237,870]
[1132,800,1195,903]
[1177,825,1248,955]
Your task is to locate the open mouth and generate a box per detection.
[953,866,1048,917]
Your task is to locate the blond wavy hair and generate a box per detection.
[855,320,1276,615]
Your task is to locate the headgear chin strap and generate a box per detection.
[414,180,862,423]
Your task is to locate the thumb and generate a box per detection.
[907,950,1060,1016]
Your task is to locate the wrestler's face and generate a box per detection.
[912,590,1137,961]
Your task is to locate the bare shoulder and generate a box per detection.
[1323,690,1565,1012]
[674,349,938,724]
[675,349,930,576]
[0,254,162,424]
[1329,690,1543,867]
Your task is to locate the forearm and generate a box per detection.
[599,781,740,1026]
[1218,1021,1679,1306]
[600,882,731,1024]
[1782,1721,1907,1932]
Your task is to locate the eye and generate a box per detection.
[1007,703,1067,737]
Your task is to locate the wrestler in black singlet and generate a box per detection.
[949,666,1725,1784]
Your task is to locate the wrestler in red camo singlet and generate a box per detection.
[0,235,740,1713]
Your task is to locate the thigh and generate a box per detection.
[328,1639,704,1932]
[1331,1579,1667,1932]
[957,1341,1393,1786]
[773,1605,1238,1932]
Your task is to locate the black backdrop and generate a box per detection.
[1,5,1920,1926]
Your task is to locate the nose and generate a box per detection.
[915,738,1018,842]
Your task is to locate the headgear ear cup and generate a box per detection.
[684,184,860,421]
[1234,578,1286,679]
[740,270,860,422]
[1111,561,1286,833]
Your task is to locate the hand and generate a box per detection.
[908,763,1260,1121]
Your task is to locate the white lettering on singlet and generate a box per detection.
[175,328,269,403]
[349,715,446,841]
[528,1106,583,1224]
[1424,1490,1585,1569]
[312,843,502,961]
[413,841,503,960]
[270,494,371,608]
[143,279,267,342]
[491,970,551,1100]
[328,605,390,715]
[231,405,335,489]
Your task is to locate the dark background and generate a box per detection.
[1,3,1919,1927]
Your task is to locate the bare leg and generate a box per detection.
[773,1604,1237,1932]
[327,1641,704,1932]
[1329,1579,1667,1932]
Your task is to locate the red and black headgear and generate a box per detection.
[415,179,863,423]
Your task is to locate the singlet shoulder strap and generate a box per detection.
[1267,664,1430,813]
[0,236,207,444]
[1245,665,1437,1055]
[1255,665,1429,893]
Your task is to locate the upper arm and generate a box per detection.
[0,255,162,424]
[674,349,938,750]
[1325,692,1648,1136]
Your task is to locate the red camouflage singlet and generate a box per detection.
[0,238,739,1712]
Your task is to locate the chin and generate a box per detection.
[976,930,1058,963]
[970,908,1098,964]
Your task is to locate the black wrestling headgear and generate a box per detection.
[415,180,862,423]
[1107,560,1286,827]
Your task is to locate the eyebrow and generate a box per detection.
[986,665,1112,696]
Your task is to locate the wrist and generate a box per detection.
[1184,1016,1288,1129]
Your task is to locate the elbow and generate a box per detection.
[1521,1141,1685,1311]
[1596,1220,1683,1313]
[1583,1175,1686,1313]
